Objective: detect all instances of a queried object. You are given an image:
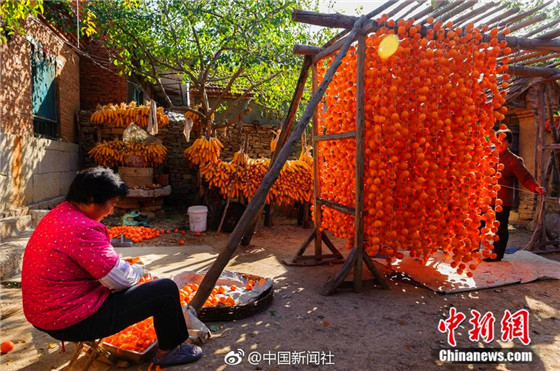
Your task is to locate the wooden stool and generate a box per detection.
[67,340,129,370]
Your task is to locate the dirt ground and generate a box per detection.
[2,210,560,371]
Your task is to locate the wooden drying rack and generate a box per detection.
[189,4,560,311]
[284,33,390,294]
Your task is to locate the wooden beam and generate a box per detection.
[189,15,371,312]
[508,64,560,77]
[321,247,359,295]
[505,0,555,30]
[292,10,361,29]
[537,28,560,40]
[311,64,323,258]
[293,44,324,55]
[410,1,444,21]
[387,0,418,18]
[316,197,356,215]
[524,53,560,66]
[272,55,313,164]
[418,1,465,25]
[295,9,560,63]
[493,8,546,30]
[494,34,560,53]
[508,51,548,64]
[484,7,520,29]
[453,2,499,26]
[322,1,401,49]
[398,0,428,20]
[524,18,560,38]
[508,13,549,34]
[462,4,508,28]
[314,131,356,141]
[437,0,478,22]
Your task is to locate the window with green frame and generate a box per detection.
[127,81,144,105]
[31,46,58,138]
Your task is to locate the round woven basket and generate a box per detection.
[198,273,274,322]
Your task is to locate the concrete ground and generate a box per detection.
[2,216,560,371]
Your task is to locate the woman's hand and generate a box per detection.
[534,185,545,195]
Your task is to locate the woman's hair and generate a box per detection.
[66,167,128,204]
[496,129,513,144]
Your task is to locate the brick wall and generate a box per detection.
[1,24,33,136]
[1,17,80,139]
[80,39,127,110]
[0,17,80,214]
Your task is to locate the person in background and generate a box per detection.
[21,167,202,367]
[488,129,546,262]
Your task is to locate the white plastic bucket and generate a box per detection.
[188,206,208,232]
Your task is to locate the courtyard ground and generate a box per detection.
[1,211,560,371]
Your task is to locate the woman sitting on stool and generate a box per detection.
[21,167,201,367]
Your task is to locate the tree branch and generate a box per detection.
[225,71,282,114]
[190,24,205,82]
[109,18,200,85]
[208,65,245,118]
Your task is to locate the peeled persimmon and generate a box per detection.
[1,340,15,354]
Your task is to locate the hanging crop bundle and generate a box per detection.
[89,140,167,167]
[90,101,169,128]
[315,17,510,277]
[185,133,313,205]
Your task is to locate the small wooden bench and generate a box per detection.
[67,340,129,370]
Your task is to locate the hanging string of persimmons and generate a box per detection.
[183,131,314,206]
[315,15,511,277]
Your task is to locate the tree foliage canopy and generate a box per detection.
[0,0,44,44]
[83,0,332,129]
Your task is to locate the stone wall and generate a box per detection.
[156,121,198,204]
[0,17,80,216]
[216,123,277,161]
[78,111,297,204]
[0,132,80,214]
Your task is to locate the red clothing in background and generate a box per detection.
[21,202,118,330]
[498,149,540,207]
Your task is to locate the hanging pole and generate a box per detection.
[190,16,372,312]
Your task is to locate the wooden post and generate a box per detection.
[526,85,547,251]
[546,84,560,181]
[312,63,323,259]
[353,33,366,292]
[540,86,547,245]
[190,16,371,312]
